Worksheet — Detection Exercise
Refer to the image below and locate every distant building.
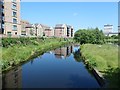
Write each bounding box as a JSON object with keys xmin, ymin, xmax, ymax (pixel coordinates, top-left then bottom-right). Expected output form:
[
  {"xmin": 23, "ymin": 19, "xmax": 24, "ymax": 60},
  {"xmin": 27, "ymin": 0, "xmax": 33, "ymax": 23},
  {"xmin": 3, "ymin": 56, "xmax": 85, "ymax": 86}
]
[
  {"xmin": 0, "ymin": 0, "xmax": 2, "ymax": 34},
  {"xmin": 54, "ymin": 24, "xmax": 74, "ymax": 38},
  {"xmin": 67, "ymin": 25, "xmax": 74, "ymax": 38},
  {"xmin": 118, "ymin": 26, "xmax": 120, "ymax": 33},
  {"xmin": 108, "ymin": 32, "xmax": 118, "ymax": 37},
  {"xmin": 21, "ymin": 23, "xmax": 51, "ymax": 37},
  {"xmin": 32, "ymin": 24, "xmax": 44, "ymax": 37},
  {"xmin": 104, "ymin": 24, "xmax": 113, "ymax": 36},
  {"xmin": 0, "ymin": 0, "xmax": 21, "ymax": 37},
  {"xmin": 21, "ymin": 20, "xmax": 30, "ymax": 36},
  {"xmin": 54, "ymin": 24, "xmax": 67, "ymax": 38},
  {"xmin": 24, "ymin": 24, "xmax": 34, "ymax": 36},
  {"xmin": 44, "ymin": 27, "xmax": 54, "ymax": 37}
]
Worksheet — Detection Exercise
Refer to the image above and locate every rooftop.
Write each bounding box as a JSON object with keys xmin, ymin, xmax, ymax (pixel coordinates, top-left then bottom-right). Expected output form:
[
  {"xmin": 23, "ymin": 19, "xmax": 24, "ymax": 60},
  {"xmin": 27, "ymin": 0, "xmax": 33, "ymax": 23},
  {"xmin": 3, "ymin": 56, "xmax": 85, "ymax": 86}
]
[
  {"xmin": 55, "ymin": 24, "xmax": 64, "ymax": 27},
  {"xmin": 104, "ymin": 24, "xmax": 113, "ymax": 27},
  {"xmin": 25, "ymin": 24, "xmax": 34, "ymax": 28}
]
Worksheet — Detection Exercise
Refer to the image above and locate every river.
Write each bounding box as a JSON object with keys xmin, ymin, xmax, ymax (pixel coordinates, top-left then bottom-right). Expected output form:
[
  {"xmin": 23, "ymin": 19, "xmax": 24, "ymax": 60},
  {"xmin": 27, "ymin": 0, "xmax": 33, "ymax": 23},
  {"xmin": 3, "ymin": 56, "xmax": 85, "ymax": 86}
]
[{"xmin": 2, "ymin": 44, "xmax": 101, "ymax": 88}]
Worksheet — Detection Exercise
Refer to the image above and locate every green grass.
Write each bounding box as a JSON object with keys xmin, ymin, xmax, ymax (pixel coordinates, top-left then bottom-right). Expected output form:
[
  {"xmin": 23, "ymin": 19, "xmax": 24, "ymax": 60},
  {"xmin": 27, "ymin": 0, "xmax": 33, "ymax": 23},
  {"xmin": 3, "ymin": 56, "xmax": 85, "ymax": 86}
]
[
  {"xmin": 1, "ymin": 38, "xmax": 73, "ymax": 71},
  {"xmin": 81, "ymin": 44, "xmax": 118, "ymax": 71},
  {"xmin": 80, "ymin": 44, "xmax": 119, "ymax": 87},
  {"xmin": 81, "ymin": 44, "xmax": 118, "ymax": 72}
]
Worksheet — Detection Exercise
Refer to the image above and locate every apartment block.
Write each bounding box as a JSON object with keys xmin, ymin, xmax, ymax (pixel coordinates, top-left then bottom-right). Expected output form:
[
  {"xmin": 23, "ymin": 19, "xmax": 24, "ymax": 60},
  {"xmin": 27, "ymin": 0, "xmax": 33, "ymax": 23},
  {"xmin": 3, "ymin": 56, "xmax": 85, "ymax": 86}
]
[
  {"xmin": 32, "ymin": 24, "xmax": 44, "ymax": 37},
  {"xmin": 25, "ymin": 24, "xmax": 35, "ymax": 36},
  {"xmin": 21, "ymin": 20, "xmax": 30, "ymax": 36},
  {"xmin": 118, "ymin": 26, "xmax": 120, "ymax": 33},
  {"xmin": 44, "ymin": 27, "xmax": 54, "ymax": 37},
  {"xmin": 0, "ymin": 0, "xmax": 2, "ymax": 33},
  {"xmin": 54, "ymin": 24, "xmax": 74, "ymax": 38},
  {"xmin": 0, "ymin": 0, "xmax": 3, "ymax": 34},
  {"xmin": 104, "ymin": 24, "xmax": 113, "ymax": 36},
  {"xmin": 0, "ymin": 0, "xmax": 21, "ymax": 37},
  {"xmin": 54, "ymin": 24, "xmax": 67, "ymax": 38},
  {"xmin": 21, "ymin": 23, "xmax": 54, "ymax": 37},
  {"xmin": 32, "ymin": 24, "xmax": 55, "ymax": 37},
  {"xmin": 67, "ymin": 25, "xmax": 74, "ymax": 38}
]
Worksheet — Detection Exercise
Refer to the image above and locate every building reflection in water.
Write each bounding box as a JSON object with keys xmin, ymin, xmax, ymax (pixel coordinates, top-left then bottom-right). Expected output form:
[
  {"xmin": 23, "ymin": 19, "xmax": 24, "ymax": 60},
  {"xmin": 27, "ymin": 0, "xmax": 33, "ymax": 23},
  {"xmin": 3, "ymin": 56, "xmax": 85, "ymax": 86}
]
[
  {"xmin": 2, "ymin": 45, "xmax": 80, "ymax": 88},
  {"xmin": 2, "ymin": 66, "xmax": 22, "ymax": 88},
  {"xmin": 53, "ymin": 45, "xmax": 73, "ymax": 59}
]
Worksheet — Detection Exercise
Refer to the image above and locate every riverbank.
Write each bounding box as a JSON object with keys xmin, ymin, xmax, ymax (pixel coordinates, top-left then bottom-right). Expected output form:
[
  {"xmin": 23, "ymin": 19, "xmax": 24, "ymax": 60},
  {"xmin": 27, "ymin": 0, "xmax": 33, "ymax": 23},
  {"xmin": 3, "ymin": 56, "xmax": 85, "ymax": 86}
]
[
  {"xmin": 1, "ymin": 37, "xmax": 73, "ymax": 72},
  {"xmin": 80, "ymin": 44, "xmax": 119, "ymax": 88}
]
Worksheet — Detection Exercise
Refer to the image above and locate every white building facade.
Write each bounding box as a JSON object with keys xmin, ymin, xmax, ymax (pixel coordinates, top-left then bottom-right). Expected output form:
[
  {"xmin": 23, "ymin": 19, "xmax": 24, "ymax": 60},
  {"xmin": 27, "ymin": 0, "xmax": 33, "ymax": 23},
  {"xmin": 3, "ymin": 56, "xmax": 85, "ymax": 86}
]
[{"xmin": 104, "ymin": 24, "xmax": 113, "ymax": 36}]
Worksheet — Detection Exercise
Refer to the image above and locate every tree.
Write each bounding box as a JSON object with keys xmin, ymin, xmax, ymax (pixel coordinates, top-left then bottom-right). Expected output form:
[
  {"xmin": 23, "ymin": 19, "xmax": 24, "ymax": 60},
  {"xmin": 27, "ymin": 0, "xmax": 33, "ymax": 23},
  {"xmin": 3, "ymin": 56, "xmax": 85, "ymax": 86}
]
[{"xmin": 74, "ymin": 28, "xmax": 105, "ymax": 44}]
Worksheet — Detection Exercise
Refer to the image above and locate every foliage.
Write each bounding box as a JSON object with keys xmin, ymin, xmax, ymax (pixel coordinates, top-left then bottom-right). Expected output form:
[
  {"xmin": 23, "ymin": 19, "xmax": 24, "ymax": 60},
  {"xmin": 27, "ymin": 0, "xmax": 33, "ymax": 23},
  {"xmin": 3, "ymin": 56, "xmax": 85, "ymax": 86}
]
[
  {"xmin": 2, "ymin": 37, "xmax": 62, "ymax": 48},
  {"xmin": 1, "ymin": 37, "xmax": 72, "ymax": 71},
  {"xmin": 80, "ymin": 44, "xmax": 119, "ymax": 87},
  {"xmin": 80, "ymin": 44, "xmax": 118, "ymax": 71},
  {"xmin": 110, "ymin": 35, "xmax": 118, "ymax": 39},
  {"xmin": 74, "ymin": 28, "xmax": 105, "ymax": 44},
  {"xmin": 104, "ymin": 67, "xmax": 120, "ymax": 88}
]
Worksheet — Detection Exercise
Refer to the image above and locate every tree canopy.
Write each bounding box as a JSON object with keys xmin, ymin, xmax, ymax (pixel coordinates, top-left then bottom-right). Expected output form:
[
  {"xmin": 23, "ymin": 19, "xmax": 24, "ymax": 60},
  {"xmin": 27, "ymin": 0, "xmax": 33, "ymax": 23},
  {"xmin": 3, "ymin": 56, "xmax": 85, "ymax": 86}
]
[{"xmin": 74, "ymin": 28, "xmax": 105, "ymax": 44}]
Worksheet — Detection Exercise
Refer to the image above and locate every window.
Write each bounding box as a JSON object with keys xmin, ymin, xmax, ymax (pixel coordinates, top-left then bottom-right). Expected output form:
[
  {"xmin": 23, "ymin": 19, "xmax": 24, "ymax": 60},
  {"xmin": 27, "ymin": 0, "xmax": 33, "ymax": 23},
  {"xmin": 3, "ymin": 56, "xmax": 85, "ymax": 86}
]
[
  {"xmin": 13, "ymin": 11, "xmax": 17, "ymax": 17},
  {"xmin": 13, "ymin": 25, "xmax": 17, "ymax": 31},
  {"xmin": 2, "ymin": 24, "xmax": 4, "ymax": 29},
  {"xmin": 7, "ymin": 32, "xmax": 12, "ymax": 36},
  {"xmin": 13, "ymin": 18, "xmax": 17, "ymax": 24},
  {"xmin": 12, "ymin": 4, "xmax": 17, "ymax": 10}
]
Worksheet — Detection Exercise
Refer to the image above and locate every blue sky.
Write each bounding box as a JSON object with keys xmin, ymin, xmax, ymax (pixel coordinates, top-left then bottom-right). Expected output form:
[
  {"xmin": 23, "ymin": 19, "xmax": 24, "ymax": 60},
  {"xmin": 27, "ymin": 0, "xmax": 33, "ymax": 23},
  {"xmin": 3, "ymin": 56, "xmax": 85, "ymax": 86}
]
[{"xmin": 21, "ymin": 2, "xmax": 118, "ymax": 32}]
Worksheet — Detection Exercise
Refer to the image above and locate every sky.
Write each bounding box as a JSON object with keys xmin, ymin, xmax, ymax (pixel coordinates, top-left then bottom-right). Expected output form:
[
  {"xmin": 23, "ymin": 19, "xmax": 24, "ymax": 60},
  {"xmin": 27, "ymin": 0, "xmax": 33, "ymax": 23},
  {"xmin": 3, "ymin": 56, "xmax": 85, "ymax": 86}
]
[{"xmin": 21, "ymin": 2, "xmax": 118, "ymax": 32}]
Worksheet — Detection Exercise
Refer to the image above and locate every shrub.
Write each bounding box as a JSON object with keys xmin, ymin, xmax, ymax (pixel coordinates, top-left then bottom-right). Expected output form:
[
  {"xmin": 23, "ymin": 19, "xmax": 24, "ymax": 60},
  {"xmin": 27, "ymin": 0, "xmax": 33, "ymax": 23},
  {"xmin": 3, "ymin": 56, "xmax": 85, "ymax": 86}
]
[{"xmin": 2, "ymin": 37, "xmax": 44, "ymax": 48}]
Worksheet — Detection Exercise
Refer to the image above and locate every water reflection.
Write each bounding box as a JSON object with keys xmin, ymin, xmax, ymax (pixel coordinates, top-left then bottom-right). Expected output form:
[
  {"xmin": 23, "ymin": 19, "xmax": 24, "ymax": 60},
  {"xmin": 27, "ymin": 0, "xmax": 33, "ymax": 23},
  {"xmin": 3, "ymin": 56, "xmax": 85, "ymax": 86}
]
[
  {"xmin": 2, "ymin": 66, "xmax": 22, "ymax": 88},
  {"xmin": 2, "ymin": 44, "xmax": 101, "ymax": 88},
  {"xmin": 53, "ymin": 45, "xmax": 73, "ymax": 59},
  {"xmin": 73, "ymin": 49, "xmax": 82, "ymax": 62}
]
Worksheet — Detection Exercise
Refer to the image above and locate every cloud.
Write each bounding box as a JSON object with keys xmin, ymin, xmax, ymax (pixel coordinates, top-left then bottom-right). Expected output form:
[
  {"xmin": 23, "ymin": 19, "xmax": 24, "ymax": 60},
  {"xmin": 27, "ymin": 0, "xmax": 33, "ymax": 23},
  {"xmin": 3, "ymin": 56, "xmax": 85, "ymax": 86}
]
[{"xmin": 73, "ymin": 13, "xmax": 78, "ymax": 16}]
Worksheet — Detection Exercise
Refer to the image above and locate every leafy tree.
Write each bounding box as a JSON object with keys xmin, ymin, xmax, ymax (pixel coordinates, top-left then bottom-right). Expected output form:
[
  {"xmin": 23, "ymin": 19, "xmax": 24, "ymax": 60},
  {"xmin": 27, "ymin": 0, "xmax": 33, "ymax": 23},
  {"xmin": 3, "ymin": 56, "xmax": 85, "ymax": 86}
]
[{"xmin": 74, "ymin": 28, "xmax": 105, "ymax": 44}]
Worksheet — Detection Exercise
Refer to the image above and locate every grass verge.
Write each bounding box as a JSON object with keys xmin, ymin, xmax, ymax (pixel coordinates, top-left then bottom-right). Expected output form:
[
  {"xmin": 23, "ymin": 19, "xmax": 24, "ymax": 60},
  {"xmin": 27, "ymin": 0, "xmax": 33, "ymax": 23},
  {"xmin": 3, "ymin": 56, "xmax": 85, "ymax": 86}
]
[
  {"xmin": 80, "ymin": 44, "xmax": 119, "ymax": 88},
  {"xmin": 1, "ymin": 38, "xmax": 73, "ymax": 72}
]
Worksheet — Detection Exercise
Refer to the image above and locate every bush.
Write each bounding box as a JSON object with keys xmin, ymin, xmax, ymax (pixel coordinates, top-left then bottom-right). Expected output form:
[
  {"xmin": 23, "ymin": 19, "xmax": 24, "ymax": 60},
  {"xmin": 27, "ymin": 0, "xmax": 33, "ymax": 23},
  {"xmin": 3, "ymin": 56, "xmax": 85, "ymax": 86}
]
[{"xmin": 2, "ymin": 37, "xmax": 43, "ymax": 48}]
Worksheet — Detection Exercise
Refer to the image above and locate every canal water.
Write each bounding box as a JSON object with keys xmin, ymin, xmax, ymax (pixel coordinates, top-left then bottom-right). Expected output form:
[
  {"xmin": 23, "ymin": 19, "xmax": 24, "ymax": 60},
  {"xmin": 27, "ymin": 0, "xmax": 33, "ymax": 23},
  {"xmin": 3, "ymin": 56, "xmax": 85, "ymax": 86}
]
[{"xmin": 2, "ymin": 45, "xmax": 101, "ymax": 88}]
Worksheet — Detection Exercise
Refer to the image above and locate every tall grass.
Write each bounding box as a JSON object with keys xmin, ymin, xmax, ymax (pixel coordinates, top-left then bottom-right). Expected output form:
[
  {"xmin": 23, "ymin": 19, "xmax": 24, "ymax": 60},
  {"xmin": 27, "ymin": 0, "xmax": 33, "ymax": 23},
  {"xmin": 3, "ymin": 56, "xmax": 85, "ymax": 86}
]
[
  {"xmin": 81, "ymin": 44, "xmax": 118, "ymax": 72},
  {"xmin": 1, "ymin": 38, "xmax": 72, "ymax": 71},
  {"xmin": 80, "ymin": 44, "xmax": 119, "ymax": 87}
]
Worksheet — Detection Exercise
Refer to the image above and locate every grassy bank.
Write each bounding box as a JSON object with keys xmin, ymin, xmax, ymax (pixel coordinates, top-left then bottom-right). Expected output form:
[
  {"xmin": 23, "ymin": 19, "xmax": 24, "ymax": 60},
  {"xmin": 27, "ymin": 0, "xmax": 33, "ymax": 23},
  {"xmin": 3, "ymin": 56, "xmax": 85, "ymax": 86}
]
[
  {"xmin": 80, "ymin": 44, "xmax": 119, "ymax": 87},
  {"xmin": 1, "ymin": 37, "xmax": 73, "ymax": 72}
]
